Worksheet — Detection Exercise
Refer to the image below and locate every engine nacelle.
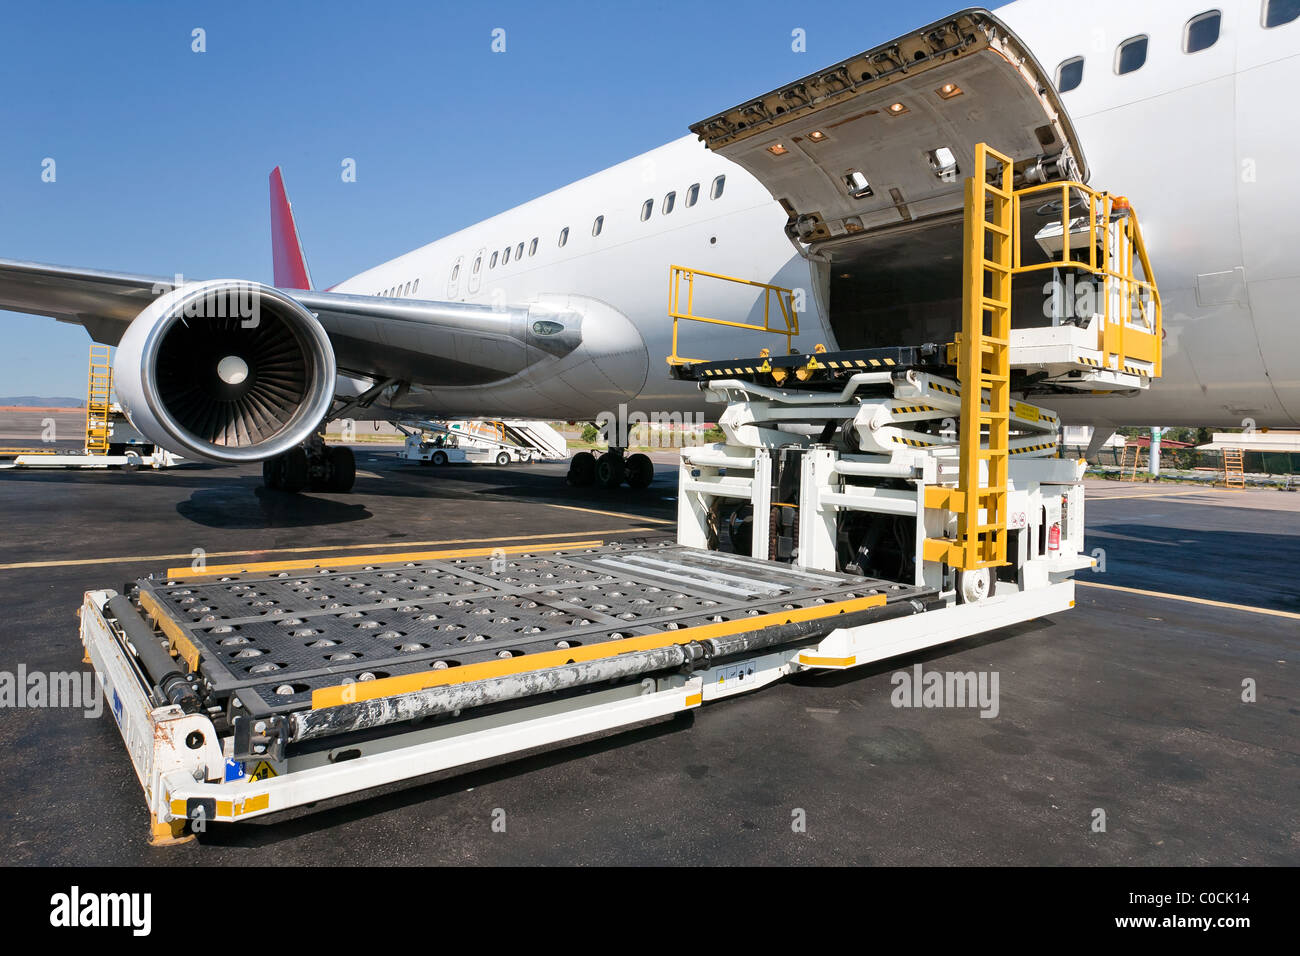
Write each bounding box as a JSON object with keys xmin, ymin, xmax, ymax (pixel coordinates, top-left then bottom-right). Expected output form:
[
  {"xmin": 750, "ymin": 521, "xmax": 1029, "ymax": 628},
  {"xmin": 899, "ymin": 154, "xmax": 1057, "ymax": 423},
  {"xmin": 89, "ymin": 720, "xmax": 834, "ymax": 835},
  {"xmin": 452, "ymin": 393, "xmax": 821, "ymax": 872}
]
[{"xmin": 114, "ymin": 280, "xmax": 336, "ymax": 463}]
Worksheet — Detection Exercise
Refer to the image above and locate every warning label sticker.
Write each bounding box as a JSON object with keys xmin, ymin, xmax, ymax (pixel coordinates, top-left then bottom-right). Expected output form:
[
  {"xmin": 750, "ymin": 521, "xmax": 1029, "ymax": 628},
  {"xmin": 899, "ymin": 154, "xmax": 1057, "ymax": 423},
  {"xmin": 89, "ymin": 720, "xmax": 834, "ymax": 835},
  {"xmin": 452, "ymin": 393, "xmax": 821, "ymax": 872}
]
[{"xmin": 249, "ymin": 761, "xmax": 278, "ymax": 781}]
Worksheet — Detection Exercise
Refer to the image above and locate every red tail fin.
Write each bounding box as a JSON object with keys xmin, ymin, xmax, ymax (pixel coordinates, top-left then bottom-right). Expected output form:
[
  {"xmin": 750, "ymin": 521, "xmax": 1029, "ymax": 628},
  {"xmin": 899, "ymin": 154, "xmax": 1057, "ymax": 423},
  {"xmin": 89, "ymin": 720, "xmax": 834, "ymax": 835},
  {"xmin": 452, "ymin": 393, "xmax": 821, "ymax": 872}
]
[{"xmin": 269, "ymin": 166, "xmax": 313, "ymax": 290}]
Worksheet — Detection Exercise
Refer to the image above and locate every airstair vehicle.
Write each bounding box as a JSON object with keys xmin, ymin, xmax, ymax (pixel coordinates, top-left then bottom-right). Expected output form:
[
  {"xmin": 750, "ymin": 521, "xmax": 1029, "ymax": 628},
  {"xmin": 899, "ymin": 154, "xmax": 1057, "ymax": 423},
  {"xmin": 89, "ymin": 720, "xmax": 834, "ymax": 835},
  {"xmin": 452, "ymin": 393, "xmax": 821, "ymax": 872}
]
[{"xmin": 397, "ymin": 419, "xmax": 569, "ymax": 467}]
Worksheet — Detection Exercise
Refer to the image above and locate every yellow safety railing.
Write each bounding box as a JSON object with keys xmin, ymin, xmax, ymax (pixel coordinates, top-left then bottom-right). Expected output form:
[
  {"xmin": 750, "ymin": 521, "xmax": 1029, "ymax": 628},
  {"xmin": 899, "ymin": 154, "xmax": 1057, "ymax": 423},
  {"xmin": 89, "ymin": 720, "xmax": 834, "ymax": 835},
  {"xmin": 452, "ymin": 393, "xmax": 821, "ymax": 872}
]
[
  {"xmin": 667, "ymin": 265, "xmax": 798, "ymax": 365},
  {"xmin": 1011, "ymin": 181, "xmax": 1162, "ymax": 377}
]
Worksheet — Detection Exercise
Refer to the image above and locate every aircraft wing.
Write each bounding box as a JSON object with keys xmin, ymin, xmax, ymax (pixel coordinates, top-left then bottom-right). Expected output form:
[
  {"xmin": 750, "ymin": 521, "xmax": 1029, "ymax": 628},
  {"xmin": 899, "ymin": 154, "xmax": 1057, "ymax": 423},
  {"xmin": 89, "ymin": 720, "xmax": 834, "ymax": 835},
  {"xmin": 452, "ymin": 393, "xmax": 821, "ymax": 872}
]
[{"xmin": 0, "ymin": 256, "xmax": 583, "ymax": 387}]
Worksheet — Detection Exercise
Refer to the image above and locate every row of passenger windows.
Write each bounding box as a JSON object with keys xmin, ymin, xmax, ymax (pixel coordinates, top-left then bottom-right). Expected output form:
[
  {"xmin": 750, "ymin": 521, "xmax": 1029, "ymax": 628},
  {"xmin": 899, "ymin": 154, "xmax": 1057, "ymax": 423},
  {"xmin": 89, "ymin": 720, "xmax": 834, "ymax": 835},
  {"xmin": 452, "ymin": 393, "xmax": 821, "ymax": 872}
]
[
  {"xmin": 639, "ymin": 175, "xmax": 726, "ymax": 221},
  {"xmin": 459, "ymin": 174, "xmax": 727, "ymax": 280},
  {"xmin": 1056, "ymin": 1, "xmax": 1299, "ymax": 92},
  {"xmin": 383, "ymin": 172, "xmax": 730, "ymax": 294},
  {"xmin": 379, "ymin": 278, "xmax": 418, "ymax": 297}
]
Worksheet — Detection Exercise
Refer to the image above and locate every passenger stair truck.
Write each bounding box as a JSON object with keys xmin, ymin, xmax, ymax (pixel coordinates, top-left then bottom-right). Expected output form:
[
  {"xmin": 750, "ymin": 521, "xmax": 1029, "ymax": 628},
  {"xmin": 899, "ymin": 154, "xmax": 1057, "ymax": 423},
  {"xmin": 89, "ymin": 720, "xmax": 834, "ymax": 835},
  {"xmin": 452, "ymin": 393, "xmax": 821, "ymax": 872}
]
[
  {"xmin": 74, "ymin": 11, "xmax": 1165, "ymax": 843},
  {"xmin": 398, "ymin": 419, "xmax": 568, "ymax": 466}
]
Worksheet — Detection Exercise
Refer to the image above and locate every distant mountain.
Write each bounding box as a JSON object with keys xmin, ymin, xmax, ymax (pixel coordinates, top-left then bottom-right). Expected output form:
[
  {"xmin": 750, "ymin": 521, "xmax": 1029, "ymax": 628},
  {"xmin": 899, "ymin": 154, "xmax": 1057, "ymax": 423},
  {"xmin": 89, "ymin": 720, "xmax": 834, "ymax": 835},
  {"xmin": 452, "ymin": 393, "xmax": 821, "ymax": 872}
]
[{"xmin": 0, "ymin": 396, "xmax": 85, "ymax": 408}]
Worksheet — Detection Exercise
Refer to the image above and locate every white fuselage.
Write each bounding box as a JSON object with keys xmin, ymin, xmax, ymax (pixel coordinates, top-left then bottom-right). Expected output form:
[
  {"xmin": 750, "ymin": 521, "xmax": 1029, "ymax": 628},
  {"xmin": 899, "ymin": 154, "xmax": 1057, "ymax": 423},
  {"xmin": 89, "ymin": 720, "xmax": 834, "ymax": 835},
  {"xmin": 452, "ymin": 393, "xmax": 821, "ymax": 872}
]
[{"xmin": 333, "ymin": 0, "xmax": 1299, "ymax": 428}]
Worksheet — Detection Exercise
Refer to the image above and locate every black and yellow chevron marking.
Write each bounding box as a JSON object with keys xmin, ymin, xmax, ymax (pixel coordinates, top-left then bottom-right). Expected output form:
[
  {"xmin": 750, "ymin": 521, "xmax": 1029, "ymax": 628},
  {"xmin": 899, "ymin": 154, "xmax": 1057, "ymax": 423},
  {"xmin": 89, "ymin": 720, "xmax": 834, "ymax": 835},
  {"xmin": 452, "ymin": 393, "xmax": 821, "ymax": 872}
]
[
  {"xmin": 892, "ymin": 436, "xmax": 938, "ymax": 448},
  {"xmin": 1011, "ymin": 442, "xmax": 1059, "ymax": 454},
  {"xmin": 891, "ymin": 405, "xmax": 938, "ymax": 415}
]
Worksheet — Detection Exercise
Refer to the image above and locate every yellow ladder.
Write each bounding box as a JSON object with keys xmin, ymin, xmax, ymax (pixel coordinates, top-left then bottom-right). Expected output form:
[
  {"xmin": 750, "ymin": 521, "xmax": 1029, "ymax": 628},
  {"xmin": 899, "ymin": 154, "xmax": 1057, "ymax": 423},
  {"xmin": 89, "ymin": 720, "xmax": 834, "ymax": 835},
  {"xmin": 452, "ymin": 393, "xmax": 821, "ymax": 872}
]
[
  {"xmin": 923, "ymin": 143, "xmax": 1013, "ymax": 570},
  {"xmin": 84, "ymin": 345, "xmax": 113, "ymax": 455},
  {"xmin": 1118, "ymin": 442, "xmax": 1146, "ymax": 481},
  {"xmin": 1223, "ymin": 448, "xmax": 1245, "ymax": 489}
]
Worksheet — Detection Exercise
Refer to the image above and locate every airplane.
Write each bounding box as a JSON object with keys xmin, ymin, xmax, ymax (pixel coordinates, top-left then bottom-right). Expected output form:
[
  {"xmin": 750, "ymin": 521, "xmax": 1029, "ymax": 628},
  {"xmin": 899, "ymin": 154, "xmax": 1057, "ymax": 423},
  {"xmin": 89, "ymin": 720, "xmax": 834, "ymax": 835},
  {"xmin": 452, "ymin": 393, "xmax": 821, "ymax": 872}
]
[{"xmin": 0, "ymin": 1, "xmax": 1295, "ymax": 495}]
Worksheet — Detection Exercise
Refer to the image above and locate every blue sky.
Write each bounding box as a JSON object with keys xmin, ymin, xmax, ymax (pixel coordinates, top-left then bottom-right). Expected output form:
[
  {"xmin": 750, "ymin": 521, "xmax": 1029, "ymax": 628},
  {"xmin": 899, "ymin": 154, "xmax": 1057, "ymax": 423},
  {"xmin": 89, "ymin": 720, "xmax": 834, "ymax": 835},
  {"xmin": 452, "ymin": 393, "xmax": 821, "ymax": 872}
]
[{"xmin": 0, "ymin": 0, "xmax": 960, "ymax": 396}]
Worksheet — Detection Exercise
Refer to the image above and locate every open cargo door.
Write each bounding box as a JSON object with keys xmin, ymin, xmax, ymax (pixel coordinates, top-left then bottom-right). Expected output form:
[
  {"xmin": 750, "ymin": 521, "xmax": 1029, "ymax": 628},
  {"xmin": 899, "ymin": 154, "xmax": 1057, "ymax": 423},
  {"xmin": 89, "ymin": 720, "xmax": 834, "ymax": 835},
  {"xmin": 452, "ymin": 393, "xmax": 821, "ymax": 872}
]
[{"xmin": 690, "ymin": 8, "xmax": 1088, "ymax": 249}]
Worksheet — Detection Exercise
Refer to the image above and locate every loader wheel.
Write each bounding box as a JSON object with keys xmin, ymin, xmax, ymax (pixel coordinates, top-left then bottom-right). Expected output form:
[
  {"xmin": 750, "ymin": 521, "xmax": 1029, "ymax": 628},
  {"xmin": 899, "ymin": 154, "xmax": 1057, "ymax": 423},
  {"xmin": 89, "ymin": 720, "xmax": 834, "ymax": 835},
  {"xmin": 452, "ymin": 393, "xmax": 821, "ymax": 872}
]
[
  {"xmin": 496, "ymin": 452, "xmax": 511, "ymax": 466},
  {"xmin": 431, "ymin": 451, "xmax": 448, "ymax": 466},
  {"xmin": 956, "ymin": 568, "xmax": 995, "ymax": 605}
]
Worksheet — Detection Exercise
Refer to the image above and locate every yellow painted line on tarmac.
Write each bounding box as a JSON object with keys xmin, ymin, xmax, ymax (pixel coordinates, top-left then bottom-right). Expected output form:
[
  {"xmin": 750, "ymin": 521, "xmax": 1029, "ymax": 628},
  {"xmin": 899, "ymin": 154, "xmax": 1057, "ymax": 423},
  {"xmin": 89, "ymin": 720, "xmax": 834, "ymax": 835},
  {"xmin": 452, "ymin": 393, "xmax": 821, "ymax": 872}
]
[
  {"xmin": 1086, "ymin": 490, "xmax": 1211, "ymax": 502},
  {"xmin": 1076, "ymin": 580, "xmax": 1300, "ymax": 620},
  {"xmin": 543, "ymin": 502, "xmax": 675, "ymax": 525},
  {"xmin": 0, "ymin": 527, "xmax": 661, "ymax": 573}
]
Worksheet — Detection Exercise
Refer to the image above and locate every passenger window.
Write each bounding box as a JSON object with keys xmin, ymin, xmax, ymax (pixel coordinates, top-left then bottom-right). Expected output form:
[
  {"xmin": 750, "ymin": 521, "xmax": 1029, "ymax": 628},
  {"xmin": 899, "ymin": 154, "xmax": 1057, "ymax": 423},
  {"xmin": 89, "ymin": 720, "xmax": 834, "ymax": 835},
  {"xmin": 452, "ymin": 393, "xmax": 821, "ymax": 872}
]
[
  {"xmin": 640, "ymin": 199, "xmax": 653, "ymax": 221},
  {"xmin": 1056, "ymin": 57, "xmax": 1084, "ymax": 92},
  {"xmin": 503, "ymin": 246, "xmax": 511, "ymax": 265},
  {"xmin": 558, "ymin": 226, "xmax": 569, "ymax": 247},
  {"xmin": 592, "ymin": 215, "xmax": 604, "ymax": 236},
  {"xmin": 515, "ymin": 241, "xmax": 524, "ymax": 259},
  {"xmin": 450, "ymin": 266, "xmax": 458, "ymax": 282},
  {"xmin": 1264, "ymin": 0, "xmax": 1300, "ymax": 26},
  {"xmin": 490, "ymin": 251, "xmax": 498, "ymax": 268},
  {"xmin": 1185, "ymin": 11, "xmax": 1221, "ymax": 51},
  {"xmin": 473, "ymin": 255, "xmax": 482, "ymax": 274},
  {"xmin": 413, "ymin": 279, "xmax": 419, "ymax": 294},
  {"xmin": 1116, "ymin": 36, "xmax": 1148, "ymax": 75},
  {"xmin": 710, "ymin": 175, "xmax": 726, "ymax": 200},
  {"xmin": 529, "ymin": 237, "xmax": 538, "ymax": 256},
  {"xmin": 686, "ymin": 183, "xmax": 700, "ymax": 207},
  {"xmin": 663, "ymin": 191, "xmax": 676, "ymax": 215}
]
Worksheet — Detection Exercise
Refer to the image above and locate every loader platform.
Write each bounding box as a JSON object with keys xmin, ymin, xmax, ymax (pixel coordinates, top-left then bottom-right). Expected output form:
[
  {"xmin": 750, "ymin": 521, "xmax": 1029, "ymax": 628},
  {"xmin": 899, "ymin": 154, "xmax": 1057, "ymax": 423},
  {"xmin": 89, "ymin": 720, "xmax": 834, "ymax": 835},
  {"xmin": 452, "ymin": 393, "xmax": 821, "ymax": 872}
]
[{"xmin": 136, "ymin": 542, "xmax": 933, "ymax": 721}]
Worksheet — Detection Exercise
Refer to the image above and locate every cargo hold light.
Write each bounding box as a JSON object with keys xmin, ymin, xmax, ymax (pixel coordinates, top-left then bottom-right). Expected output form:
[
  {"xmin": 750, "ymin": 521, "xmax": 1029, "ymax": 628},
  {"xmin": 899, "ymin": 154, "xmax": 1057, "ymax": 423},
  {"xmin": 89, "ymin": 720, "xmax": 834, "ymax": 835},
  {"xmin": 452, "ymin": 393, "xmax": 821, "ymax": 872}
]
[
  {"xmin": 808, "ymin": 130, "xmax": 827, "ymax": 142},
  {"xmin": 767, "ymin": 143, "xmax": 788, "ymax": 155},
  {"xmin": 887, "ymin": 102, "xmax": 908, "ymax": 115},
  {"xmin": 936, "ymin": 83, "xmax": 963, "ymax": 99}
]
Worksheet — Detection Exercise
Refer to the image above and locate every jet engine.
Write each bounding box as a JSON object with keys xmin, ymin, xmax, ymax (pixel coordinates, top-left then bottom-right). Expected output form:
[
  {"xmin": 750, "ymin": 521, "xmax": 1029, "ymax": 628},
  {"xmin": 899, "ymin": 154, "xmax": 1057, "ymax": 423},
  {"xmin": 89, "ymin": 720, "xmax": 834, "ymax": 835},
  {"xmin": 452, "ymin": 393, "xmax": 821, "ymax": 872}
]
[{"xmin": 113, "ymin": 280, "xmax": 336, "ymax": 463}]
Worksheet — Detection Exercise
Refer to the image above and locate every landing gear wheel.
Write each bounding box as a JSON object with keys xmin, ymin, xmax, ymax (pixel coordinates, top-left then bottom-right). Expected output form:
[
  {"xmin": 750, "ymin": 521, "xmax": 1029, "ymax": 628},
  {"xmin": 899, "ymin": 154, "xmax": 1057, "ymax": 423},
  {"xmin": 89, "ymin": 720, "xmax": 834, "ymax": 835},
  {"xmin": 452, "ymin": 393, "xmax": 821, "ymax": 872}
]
[
  {"xmin": 625, "ymin": 452, "xmax": 654, "ymax": 490},
  {"xmin": 281, "ymin": 446, "xmax": 309, "ymax": 493},
  {"xmin": 567, "ymin": 451, "xmax": 596, "ymax": 486},
  {"xmin": 326, "ymin": 446, "xmax": 356, "ymax": 492},
  {"xmin": 595, "ymin": 451, "xmax": 625, "ymax": 489},
  {"xmin": 431, "ymin": 450, "xmax": 448, "ymax": 466},
  {"xmin": 496, "ymin": 451, "xmax": 511, "ymax": 466},
  {"xmin": 956, "ymin": 568, "xmax": 995, "ymax": 605},
  {"xmin": 262, "ymin": 457, "xmax": 283, "ymax": 490}
]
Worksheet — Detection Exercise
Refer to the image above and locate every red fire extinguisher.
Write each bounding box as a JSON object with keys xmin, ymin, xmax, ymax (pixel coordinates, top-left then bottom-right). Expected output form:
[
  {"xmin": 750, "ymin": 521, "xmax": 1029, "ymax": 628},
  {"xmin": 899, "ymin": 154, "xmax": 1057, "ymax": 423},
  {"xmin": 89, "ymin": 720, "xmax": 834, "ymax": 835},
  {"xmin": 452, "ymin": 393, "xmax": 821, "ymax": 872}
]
[{"xmin": 1048, "ymin": 522, "xmax": 1061, "ymax": 552}]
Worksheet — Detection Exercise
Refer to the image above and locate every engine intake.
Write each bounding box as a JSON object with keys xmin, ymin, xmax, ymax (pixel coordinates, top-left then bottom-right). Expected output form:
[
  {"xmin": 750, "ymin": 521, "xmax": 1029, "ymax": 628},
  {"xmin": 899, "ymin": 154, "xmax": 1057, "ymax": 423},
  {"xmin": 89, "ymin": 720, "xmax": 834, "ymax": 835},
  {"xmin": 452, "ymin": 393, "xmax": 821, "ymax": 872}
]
[{"xmin": 114, "ymin": 280, "xmax": 337, "ymax": 463}]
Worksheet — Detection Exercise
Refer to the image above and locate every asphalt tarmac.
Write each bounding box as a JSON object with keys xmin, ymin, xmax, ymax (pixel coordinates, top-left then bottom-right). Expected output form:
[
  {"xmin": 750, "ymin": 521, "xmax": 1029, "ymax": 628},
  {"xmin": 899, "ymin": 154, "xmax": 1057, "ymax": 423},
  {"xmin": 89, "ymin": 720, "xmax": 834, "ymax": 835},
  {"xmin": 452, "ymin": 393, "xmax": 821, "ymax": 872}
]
[{"xmin": 0, "ymin": 440, "xmax": 1295, "ymax": 865}]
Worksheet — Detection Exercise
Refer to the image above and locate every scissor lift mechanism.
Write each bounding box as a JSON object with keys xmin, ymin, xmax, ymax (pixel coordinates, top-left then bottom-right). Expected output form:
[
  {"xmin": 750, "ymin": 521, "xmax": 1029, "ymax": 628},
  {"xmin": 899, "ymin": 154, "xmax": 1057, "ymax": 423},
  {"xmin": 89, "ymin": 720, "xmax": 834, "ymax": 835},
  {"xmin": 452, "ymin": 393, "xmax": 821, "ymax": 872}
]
[{"xmin": 79, "ymin": 145, "xmax": 1163, "ymax": 842}]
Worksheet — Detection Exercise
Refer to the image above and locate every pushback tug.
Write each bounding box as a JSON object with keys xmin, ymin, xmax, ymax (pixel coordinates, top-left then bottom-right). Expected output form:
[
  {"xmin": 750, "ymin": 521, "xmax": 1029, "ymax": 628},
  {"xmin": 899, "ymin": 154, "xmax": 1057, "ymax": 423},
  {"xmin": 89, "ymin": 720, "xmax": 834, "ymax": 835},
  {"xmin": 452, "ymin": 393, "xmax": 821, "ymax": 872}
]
[{"xmin": 78, "ymin": 141, "xmax": 1161, "ymax": 843}]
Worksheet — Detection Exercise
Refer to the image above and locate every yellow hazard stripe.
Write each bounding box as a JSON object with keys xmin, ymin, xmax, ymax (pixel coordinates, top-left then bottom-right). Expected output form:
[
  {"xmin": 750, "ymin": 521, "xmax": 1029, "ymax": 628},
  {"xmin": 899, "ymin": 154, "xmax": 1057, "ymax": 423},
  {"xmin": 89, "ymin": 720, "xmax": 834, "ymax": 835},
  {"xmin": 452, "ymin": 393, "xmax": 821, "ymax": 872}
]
[
  {"xmin": 310, "ymin": 594, "xmax": 887, "ymax": 709},
  {"xmin": 170, "ymin": 793, "xmax": 270, "ymax": 820}
]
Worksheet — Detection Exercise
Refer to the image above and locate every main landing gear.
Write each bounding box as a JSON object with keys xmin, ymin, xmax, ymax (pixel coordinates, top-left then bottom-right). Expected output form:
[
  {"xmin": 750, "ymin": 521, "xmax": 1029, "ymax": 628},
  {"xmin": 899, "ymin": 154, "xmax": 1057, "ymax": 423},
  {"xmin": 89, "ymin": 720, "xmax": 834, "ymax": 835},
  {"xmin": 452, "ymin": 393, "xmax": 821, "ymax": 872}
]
[
  {"xmin": 567, "ymin": 448, "xmax": 654, "ymax": 490},
  {"xmin": 262, "ymin": 435, "xmax": 356, "ymax": 493}
]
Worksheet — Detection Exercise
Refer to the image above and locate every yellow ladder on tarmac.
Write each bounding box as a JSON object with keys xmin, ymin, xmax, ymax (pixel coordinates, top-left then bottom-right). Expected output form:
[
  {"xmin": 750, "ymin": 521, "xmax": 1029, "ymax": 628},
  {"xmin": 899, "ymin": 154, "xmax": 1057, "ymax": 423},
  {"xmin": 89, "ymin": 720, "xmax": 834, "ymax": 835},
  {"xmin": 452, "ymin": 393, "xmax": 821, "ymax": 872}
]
[
  {"xmin": 85, "ymin": 345, "xmax": 112, "ymax": 455},
  {"xmin": 924, "ymin": 142, "xmax": 1012, "ymax": 570},
  {"xmin": 1118, "ymin": 442, "xmax": 1146, "ymax": 481},
  {"xmin": 1223, "ymin": 448, "xmax": 1245, "ymax": 489}
]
